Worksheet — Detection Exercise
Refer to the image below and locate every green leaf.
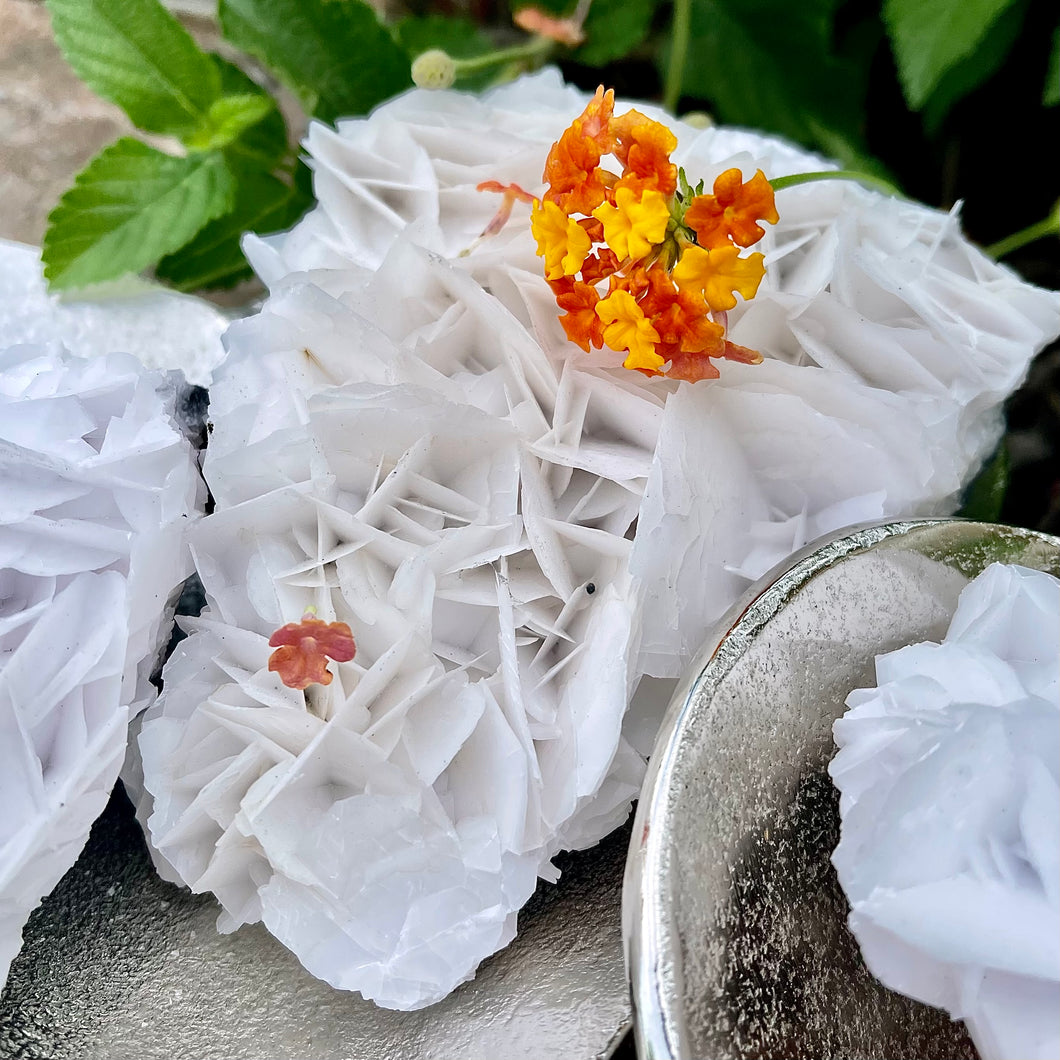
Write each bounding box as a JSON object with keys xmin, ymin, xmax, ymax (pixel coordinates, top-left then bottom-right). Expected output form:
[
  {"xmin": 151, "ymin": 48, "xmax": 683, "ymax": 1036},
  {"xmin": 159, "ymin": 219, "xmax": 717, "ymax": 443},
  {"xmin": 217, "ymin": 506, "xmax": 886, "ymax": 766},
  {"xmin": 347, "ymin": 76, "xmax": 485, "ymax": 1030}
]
[
  {"xmin": 393, "ymin": 14, "xmax": 492, "ymax": 59},
  {"xmin": 957, "ymin": 443, "xmax": 1009, "ymax": 521},
  {"xmin": 219, "ymin": 0, "xmax": 413, "ymax": 123},
  {"xmin": 184, "ymin": 93, "xmax": 275, "ymax": 152},
  {"xmin": 156, "ymin": 170, "xmax": 310, "ymax": 290},
  {"xmin": 45, "ymin": 0, "xmax": 221, "ymax": 134},
  {"xmin": 211, "ymin": 55, "xmax": 290, "ymax": 169},
  {"xmin": 393, "ymin": 14, "xmax": 494, "ymax": 90},
  {"xmin": 43, "ymin": 138, "xmax": 236, "ymax": 290},
  {"xmin": 675, "ymin": 0, "xmax": 869, "ymax": 156},
  {"xmin": 919, "ymin": 0, "xmax": 1026, "ymax": 132},
  {"xmin": 883, "ymin": 0, "xmax": 1020, "ymax": 110},
  {"xmin": 575, "ymin": 0, "xmax": 658, "ymax": 66},
  {"xmin": 1045, "ymin": 25, "xmax": 1060, "ymax": 106}
]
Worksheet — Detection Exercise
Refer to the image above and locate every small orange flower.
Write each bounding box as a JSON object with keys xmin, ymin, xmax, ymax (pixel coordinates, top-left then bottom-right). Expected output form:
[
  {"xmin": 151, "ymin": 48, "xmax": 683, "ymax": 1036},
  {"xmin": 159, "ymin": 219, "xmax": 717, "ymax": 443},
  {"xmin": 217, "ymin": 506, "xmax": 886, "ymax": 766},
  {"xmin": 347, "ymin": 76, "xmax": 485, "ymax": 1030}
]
[
  {"xmin": 592, "ymin": 186, "xmax": 670, "ymax": 262},
  {"xmin": 268, "ymin": 612, "xmax": 356, "ymax": 690},
  {"xmin": 595, "ymin": 289, "xmax": 664, "ymax": 371},
  {"xmin": 552, "ymin": 277, "xmax": 606, "ymax": 351},
  {"xmin": 532, "ymin": 199, "xmax": 592, "ymax": 279},
  {"xmin": 684, "ymin": 169, "xmax": 779, "ymax": 249},
  {"xmin": 543, "ymin": 87, "xmax": 615, "ymax": 215},
  {"xmin": 671, "ymin": 244, "xmax": 766, "ymax": 312},
  {"xmin": 610, "ymin": 111, "xmax": 678, "ymax": 197}
]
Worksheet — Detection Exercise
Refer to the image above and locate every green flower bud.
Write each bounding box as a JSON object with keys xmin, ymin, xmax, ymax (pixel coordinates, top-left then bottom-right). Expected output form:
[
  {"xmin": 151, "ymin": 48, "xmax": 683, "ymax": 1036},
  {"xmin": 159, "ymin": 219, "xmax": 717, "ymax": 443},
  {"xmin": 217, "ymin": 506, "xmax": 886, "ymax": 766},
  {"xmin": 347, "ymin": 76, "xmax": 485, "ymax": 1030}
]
[{"xmin": 411, "ymin": 50, "xmax": 457, "ymax": 91}]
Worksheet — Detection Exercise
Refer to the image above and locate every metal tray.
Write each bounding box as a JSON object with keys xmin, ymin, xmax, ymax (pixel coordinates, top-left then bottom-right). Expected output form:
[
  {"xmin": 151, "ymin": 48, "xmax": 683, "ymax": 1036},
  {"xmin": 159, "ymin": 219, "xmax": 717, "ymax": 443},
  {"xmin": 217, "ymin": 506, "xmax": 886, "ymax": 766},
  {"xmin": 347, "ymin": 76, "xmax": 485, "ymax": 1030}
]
[
  {"xmin": 0, "ymin": 790, "xmax": 631, "ymax": 1060},
  {"xmin": 624, "ymin": 519, "xmax": 1060, "ymax": 1060}
]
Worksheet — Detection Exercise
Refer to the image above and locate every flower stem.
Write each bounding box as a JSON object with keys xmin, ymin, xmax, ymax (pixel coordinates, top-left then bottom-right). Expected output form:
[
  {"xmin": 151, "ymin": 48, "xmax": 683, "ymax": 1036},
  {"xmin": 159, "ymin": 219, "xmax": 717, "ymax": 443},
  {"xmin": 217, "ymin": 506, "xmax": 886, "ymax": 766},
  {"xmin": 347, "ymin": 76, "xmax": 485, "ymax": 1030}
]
[
  {"xmin": 769, "ymin": 170, "xmax": 902, "ymax": 198},
  {"xmin": 664, "ymin": 0, "xmax": 692, "ymax": 115},
  {"xmin": 453, "ymin": 36, "xmax": 553, "ymax": 77},
  {"xmin": 985, "ymin": 201, "xmax": 1060, "ymax": 259}
]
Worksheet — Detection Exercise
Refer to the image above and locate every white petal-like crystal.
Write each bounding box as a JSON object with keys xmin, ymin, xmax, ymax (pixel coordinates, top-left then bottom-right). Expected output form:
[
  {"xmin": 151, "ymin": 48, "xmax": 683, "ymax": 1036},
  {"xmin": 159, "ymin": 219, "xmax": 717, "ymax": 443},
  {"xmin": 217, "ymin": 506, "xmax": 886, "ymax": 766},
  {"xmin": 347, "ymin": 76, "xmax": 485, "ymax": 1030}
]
[
  {"xmin": 0, "ymin": 239, "xmax": 228, "ymax": 385},
  {"xmin": 831, "ymin": 563, "xmax": 1060, "ymax": 1060},
  {"xmin": 0, "ymin": 243, "xmax": 207, "ymax": 987},
  {"xmin": 137, "ymin": 73, "xmax": 1060, "ymax": 1008}
]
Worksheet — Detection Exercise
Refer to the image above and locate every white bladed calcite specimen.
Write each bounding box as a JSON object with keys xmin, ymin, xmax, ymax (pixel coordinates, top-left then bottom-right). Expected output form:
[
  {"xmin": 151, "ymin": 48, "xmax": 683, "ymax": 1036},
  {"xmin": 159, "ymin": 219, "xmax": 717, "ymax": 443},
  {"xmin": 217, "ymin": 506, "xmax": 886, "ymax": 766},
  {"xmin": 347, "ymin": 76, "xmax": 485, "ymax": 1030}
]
[
  {"xmin": 832, "ymin": 563, "xmax": 1060, "ymax": 1060},
  {"xmin": 0, "ymin": 241, "xmax": 211, "ymax": 987}
]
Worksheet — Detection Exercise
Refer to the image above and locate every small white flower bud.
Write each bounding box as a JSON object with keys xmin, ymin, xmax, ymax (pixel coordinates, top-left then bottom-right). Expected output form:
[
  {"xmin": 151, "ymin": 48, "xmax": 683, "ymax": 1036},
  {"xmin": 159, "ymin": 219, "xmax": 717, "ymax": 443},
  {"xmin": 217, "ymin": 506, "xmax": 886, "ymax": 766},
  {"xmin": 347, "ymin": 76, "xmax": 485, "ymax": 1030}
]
[{"xmin": 411, "ymin": 50, "xmax": 457, "ymax": 91}]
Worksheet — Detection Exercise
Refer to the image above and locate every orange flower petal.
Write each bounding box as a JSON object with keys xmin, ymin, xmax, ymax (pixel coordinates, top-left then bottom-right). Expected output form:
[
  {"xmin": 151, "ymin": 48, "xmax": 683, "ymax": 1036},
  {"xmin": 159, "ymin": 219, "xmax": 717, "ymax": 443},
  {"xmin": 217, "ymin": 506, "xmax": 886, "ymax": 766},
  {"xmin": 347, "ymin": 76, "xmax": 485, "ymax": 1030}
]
[
  {"xmin": 671, "ymin": 244, "xmax": 766, "ymax": 312},
  {"xmin": 611, "ymin": 110, "xmax": 678, "ymax": 197},
  {"xmin": 268, "ymin": 614, "xmax": 356, "ymax": 690},
  {"xmin": 595, "ymin": 289, "xmax": 664, "ymax": 370},
  {"xmin": 552, "ymin": 278, "xmax": 606, "ymax": 351},
  {"xmin": 662, "ymin": 349, "xmax": 723, "ymax": 382},
  {"xmin": 684, "ymin": 168, "xmax": 779, "ymax": 249},
  {"xmin": 542, "ymin": 86, "xmax": 616, "ymax": 216}
]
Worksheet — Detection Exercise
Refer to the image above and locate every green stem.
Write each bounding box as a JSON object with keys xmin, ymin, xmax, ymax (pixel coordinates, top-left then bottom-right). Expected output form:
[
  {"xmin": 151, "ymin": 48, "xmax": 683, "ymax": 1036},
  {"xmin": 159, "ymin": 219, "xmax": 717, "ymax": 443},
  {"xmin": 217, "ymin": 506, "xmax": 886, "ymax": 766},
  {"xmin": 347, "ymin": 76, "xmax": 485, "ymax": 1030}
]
[
  {"xmin": 664, "ymin": 0, "xmax": 692, "ymax": 114},
  {"xmin": 769, "ymin": 169, "xmax": 902, "ymax": 198},
  {"xmin": 985, "ymin": 201, "xmax": 1060, "ymax": 259},
  {"xmin": 453, "ymin": 36, "xmax": 553, "ymax": 76}
]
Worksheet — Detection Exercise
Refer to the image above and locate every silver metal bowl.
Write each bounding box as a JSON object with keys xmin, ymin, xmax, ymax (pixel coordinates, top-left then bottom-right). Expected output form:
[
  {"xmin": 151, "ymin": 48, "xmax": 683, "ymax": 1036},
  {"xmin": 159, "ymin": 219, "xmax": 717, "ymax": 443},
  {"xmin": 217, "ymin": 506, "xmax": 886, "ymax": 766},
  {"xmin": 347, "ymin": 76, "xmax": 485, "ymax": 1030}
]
[{"xmin": 624, "ymin": 519, "xmax": 1060, "ymax": 1060}]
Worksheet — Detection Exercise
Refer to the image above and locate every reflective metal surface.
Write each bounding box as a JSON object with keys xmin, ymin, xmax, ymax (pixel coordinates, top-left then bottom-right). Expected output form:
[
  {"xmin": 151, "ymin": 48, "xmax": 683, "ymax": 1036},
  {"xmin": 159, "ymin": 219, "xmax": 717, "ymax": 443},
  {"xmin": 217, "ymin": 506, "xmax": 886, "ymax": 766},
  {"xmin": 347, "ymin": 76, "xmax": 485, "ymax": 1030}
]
[
  {"xmin": 0, "ymin": 788, "xmax": 631, "ymax": 1059},
  {"xmin": 625, "ymin": 520, "xmax": 1060, "ymax": 1060}
]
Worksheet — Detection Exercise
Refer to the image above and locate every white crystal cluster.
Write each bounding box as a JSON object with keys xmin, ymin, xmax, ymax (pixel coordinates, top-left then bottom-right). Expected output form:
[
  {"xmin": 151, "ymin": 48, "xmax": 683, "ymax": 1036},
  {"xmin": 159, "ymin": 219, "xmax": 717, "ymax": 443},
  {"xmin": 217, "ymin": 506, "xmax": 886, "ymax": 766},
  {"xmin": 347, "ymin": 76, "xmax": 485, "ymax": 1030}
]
[
  {"xmin": 831, "ymin": 563, "xmax": 1060, "ymax": 1060},
  {"xmin": 134, "ymin": 72, "xmax": 1060, "ymax": 1009},
  {"xmin": 0, "ymin": 241, "xmax": 208, "ymax": 987}
]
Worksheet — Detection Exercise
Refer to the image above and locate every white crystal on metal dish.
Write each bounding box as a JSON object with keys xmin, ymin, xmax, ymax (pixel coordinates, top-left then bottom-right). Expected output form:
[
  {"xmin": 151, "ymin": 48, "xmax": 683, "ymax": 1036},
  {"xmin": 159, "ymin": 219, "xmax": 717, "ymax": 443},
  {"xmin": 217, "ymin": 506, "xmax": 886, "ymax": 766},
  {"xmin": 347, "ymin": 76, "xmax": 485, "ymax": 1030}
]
[
  {"xmin": 135, "ymin": 73, "xmax": 1060, "ymax": 1009},
  {"xmin": 0, "ymin": 247, "xmax": 207, "ymax": 988},
  {"xmin": 831, "ymin": 563, "xmax": 1060, "ymax": 1060}
]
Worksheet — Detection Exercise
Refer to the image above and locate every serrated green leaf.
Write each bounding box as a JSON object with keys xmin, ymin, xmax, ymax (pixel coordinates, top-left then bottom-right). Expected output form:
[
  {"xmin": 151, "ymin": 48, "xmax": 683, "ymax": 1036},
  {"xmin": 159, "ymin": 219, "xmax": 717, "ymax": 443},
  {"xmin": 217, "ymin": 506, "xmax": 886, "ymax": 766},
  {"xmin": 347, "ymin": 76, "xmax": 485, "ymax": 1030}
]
[
  {"xmin": 184, "ymin": 93, "xmax": 275, "ymax": 152},
  {"xmin": 219, "ymin": 0, "xmax": 412, "ymax": 123},
  {"xmin": 45, "ymin": 0, "xmax": 221, "ymax": 134},
  {"xmin": 575, "ymin": 0, "xmax": 658, "ymax": 67},
  {"xmin": 1045, "ymin": 25, "xmax": 1060, "ymax": 106},
  {"xmin": 43, "ymin": 138, "xmax": 235, "ymax": 290},
  {"xmin": 211, "ymin": 55, "xmax": 290, "ymax": 169},
  {"xmin": 883, "ymin": 0, "xmax": 1020, "ymax": 110},
  {"xmin": 156, "ymin": 170, "xmax": 310, "ymax": 290},
  {"xmin": 674, "ymin": 0, "xmax": 869, "ymax": 156},
  {"xmin": 957, "ymin": 443, "xmax": 1009, "ymax": 521}
]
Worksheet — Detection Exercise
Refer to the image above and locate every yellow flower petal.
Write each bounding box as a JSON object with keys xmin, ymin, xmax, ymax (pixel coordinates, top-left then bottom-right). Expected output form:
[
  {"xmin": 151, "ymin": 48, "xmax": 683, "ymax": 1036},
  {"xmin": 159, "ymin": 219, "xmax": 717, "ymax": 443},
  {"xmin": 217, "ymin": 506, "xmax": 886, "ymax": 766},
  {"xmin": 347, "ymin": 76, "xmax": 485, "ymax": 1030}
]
[
  {"xmin": 595, "ymin": 289, "xmax": 664, "ymax": 369},
  {"xmin": 531, "ymin": 199, "xmax": 592, "ymax": 280},
  {"xmin": 671, "ymin": 244, "xmax": 765, "ymax": 312},
  {"xmin": 592, "ymin": 187, "xmax": 670, "ymax": 262}
]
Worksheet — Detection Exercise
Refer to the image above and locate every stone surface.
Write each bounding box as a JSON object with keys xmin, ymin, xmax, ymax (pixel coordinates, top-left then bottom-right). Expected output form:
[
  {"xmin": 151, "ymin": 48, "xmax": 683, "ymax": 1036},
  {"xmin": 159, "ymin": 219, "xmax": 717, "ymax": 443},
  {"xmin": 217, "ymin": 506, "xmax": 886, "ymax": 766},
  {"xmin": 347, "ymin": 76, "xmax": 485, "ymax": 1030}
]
[{"xmin": 0, "ymin": 0, "xmax": 129, "ymax": 245}]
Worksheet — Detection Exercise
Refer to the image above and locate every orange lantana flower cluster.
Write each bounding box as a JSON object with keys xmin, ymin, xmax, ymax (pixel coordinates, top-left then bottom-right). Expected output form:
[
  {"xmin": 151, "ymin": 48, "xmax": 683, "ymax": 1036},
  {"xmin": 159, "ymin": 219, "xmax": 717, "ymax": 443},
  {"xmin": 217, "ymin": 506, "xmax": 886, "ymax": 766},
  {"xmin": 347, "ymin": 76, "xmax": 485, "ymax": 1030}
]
[{"xmin": 530, "ymin": 88, "xmax": 779, "ymax": 382}]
